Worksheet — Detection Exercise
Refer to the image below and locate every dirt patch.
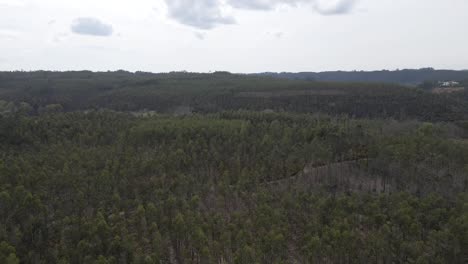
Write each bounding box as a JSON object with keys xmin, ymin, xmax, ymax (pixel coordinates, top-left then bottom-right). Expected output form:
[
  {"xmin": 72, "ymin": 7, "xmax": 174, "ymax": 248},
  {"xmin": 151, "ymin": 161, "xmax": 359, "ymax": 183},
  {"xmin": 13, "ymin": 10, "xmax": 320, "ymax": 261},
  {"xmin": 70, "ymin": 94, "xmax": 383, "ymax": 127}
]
[
  {"xmin": 264, "ymin": 160, "xmax": 392, "ymax": 194},
  {"xmin": 431, "ymin": 87, "xmax": 465, "ymax": 94},
  {"xmin": 237, "ymin": 89, "xmax": 347, "ymax": 98}
]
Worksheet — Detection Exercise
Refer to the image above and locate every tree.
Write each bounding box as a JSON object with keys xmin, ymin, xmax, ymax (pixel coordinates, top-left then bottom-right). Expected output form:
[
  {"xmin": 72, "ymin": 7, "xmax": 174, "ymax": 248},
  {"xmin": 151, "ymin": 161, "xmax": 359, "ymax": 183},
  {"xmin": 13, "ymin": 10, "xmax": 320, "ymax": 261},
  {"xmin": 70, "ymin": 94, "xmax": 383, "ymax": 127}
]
[{"xmin": 0, "ymin": 242, "xmax": 19, "ymax": 264}]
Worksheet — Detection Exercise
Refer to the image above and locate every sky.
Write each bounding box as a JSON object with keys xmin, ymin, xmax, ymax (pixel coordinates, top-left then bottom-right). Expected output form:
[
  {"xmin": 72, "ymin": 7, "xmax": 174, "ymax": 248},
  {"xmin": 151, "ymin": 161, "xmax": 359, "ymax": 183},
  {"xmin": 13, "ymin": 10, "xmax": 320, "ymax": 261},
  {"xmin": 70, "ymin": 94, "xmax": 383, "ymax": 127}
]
[{"xmin": 0, "ymin": 0, "xmax": 467, "ymax": 73}]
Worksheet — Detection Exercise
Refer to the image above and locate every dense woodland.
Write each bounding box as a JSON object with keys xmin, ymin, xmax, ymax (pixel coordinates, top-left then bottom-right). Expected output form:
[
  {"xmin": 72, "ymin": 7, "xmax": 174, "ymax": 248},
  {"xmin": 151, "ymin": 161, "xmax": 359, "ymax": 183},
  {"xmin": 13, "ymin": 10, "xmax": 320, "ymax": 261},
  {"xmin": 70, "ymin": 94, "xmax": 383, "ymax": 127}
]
[
  {"xmin": 0, "ymin": 71, "xmax": 467, "ymax": 121},
  {"xmin": 259, "ymin": 68, "xmax": 468, "ymax": 85},
  {"xmin": 0, "ymin": 72, "xmax": 467, "ymax": 263}
]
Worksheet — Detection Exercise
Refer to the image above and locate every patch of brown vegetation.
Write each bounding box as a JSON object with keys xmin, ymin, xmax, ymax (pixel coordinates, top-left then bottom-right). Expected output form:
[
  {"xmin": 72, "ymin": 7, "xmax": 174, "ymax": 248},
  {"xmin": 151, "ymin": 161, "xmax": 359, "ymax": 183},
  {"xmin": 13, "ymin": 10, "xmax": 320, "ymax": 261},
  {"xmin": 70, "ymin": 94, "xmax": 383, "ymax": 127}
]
[
  {"xmin": 237, "ymin": 89, "xmax": 347, "ymax": 98},
  {"xmin": 431, "ymin": 87, "xmax": 465, "ymax": 94}
]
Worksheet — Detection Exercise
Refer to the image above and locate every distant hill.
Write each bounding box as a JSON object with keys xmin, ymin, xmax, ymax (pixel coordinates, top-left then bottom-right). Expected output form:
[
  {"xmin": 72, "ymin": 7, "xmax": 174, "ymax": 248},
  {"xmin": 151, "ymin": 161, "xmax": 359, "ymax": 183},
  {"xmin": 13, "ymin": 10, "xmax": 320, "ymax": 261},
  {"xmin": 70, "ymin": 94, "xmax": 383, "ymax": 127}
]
[
  {"xmin": 1, "ymin": 71, "xmax": 467, "ymax": 121},
  {"xmin": 257, "ymin": 68, "xmax": 468, "ymax": 85}
]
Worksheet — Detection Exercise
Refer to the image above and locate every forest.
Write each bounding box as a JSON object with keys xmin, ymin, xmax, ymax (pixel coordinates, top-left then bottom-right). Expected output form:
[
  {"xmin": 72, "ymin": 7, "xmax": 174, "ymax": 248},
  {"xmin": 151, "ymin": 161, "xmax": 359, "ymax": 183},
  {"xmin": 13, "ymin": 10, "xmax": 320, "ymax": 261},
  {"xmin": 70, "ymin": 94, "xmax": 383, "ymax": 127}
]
[
  {"xmin": 0, "ymin": 71, "xmax": 467, "ymax": 121},
  {"xmin": 258, "ymin": 68, "xmax": 468, "ymax": 85},
  {"xmin": 0, "ymin": 72, "xmax": 467, "ymax": 263}
]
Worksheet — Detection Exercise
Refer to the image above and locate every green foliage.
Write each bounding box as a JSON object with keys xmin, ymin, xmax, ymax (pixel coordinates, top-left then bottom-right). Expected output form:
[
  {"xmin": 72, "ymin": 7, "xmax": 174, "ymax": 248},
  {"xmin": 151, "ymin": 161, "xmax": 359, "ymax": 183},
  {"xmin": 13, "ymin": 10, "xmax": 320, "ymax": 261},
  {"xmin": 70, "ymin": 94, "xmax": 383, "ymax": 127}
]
[
  {"xmin": 0, "ymin": 242, "xmax": 19, "ymax": 264},
  {"xmin": 0, "ymin": 71, "xmax": 467, "ymax": 121},
  {"xmin": 0, "ymin": 110, "xmax": 466, "ymax": 263}
]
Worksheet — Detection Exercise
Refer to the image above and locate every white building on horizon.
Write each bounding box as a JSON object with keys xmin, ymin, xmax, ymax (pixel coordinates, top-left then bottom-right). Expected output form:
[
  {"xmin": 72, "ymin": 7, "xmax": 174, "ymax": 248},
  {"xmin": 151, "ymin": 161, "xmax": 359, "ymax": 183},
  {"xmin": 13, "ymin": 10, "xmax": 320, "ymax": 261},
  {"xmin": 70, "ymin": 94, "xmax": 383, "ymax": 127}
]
[{"xmin": 440, "ymin": 81, "xmax": 460, "ymax": 87}]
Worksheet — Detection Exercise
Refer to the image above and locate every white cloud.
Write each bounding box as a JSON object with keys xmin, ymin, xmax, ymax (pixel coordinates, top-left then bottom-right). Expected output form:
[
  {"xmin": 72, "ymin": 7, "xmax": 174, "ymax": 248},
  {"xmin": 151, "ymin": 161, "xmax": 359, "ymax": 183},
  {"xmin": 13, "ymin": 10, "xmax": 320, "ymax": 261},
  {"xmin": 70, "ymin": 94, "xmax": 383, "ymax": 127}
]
[
  {"xmin": 266, "ymin": 30, "xmax": 284, "ymax": 38},
  {"xmin": 227, "ymin": 0, "xmax": 278, "ymax": 10},
  {"xmin": 194, "ymin": 32, "xmax": 206, "ymax": 40},
  {"xmin": 71, "ymin": 17, "xmax": 113, "ymax": 36},
  {"xmin": 164, "ymin": 0, "xmax": 235, "ymax": 30},
  {"xmin": 229, "ymin": 0, "xmax": 358, "ymax": 13},
  {"xmin": 165, "ymin": 0, "xmax": 358, "ymax": 29},
  {"xmin": 314, "ymin": 0, "xmax": 357, "ymax": 15}
]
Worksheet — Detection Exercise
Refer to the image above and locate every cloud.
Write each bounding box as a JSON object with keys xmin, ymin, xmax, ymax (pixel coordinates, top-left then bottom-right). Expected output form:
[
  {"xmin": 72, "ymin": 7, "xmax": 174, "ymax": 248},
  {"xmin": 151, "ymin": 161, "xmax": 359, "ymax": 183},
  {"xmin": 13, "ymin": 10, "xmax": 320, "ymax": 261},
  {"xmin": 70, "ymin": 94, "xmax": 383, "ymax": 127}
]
[
  {"xmin": 71, "ymin": 17, "xmax": 113, "ymax": 37},
  {"xmin": 164, "ymin": 0, "xmax": 235, "ymax": 30},
  {"xmin": 227, "ymin": 0, "xmax": 278, "ymax": 10},
  {"xmin": 314, "ymin": 0, "xmax": 357, "ymax": 15},
  {"xmin": 228, "ymin": 0, "xmax": 357, "ymax": 14},
  {"xmin": 266, "ymin": 30, "xmax": 284, "ymax": 38},
  {"xmin": 165, "ymin": 0, "xmax": 358, "ymax": 29},
  {"xmin": 194, "ymin": 32, "xmax": 206, "ymax": 40}
]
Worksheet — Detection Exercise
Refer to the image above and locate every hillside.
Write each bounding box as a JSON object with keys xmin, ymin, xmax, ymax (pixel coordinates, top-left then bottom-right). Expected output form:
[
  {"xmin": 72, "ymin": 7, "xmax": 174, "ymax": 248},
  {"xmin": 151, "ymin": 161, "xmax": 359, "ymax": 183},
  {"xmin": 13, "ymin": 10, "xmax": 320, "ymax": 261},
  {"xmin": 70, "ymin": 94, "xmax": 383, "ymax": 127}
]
[
  {"xmin": 1, "ymin": 111, "xmax": 467, "ymax": 263},
  {"xmin": 258, "ymin": 68, "xmax": 468, "ymax": 85},
  {"xmin": 0, "ymin": 71, "xmax": 467, "ymax": 121},
  {"xmin": 0, "ymin": 72, "xmax": 467, "ymax": 263}
]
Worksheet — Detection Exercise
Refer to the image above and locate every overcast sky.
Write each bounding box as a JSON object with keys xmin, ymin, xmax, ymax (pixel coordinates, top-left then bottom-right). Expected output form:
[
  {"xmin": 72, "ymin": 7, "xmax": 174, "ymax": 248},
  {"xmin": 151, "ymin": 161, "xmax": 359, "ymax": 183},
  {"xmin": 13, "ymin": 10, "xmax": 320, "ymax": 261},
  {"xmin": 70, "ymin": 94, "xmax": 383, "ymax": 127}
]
[{"xmin": 0, "ymin": 0, "xmax": 467, "ymax": 73}]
